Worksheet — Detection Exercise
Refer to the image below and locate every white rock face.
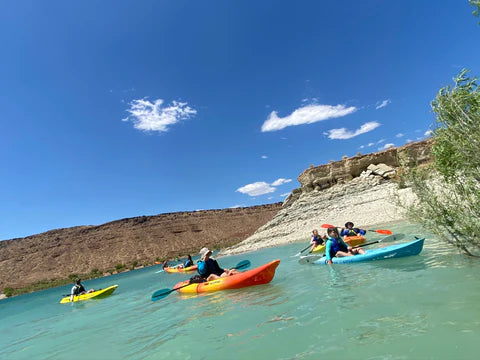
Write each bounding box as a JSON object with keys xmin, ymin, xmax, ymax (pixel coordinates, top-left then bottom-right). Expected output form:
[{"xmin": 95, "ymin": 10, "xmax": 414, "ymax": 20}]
[{"xmin": 221, "ymin": 176, "xmax": 415, "ymax": 255}]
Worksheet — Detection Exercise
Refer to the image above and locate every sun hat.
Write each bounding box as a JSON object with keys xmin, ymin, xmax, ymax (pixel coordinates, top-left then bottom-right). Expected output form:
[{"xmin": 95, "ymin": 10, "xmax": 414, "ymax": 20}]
[{"xmin": 199, "ymin": 247, "xmax": 212, "ymax": 260}]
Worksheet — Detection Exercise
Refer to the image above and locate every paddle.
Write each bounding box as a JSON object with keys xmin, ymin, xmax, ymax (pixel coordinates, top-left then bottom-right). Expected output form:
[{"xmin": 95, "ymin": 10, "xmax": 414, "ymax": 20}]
[
  {"xmin": 151, "ymin": 260, "xmax": 251, "ymax": 301},
  {"xmin": 321, "ymin": 223, "xmax": 392, "ymax": 235},
  {"xmin": 293, "ymin": 243, "xmax": 313, "ymax": 257}
]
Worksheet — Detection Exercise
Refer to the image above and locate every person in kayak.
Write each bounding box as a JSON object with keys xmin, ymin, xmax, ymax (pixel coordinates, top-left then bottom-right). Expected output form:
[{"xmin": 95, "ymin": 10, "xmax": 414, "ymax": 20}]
[
  {"xmin": 197, "ymin": 247, "xmax": 239, "ymax": 281},
  {"xmin": 176, "ymin": 255, "xmax": 194, "ymax": 269},
  {"xmin": 340, "ymin": 222, "xmax": 366, "ymax": 237},
  {"xmin": 70, "ymin": 279, "xmax": 94, "ymax": 301},
  {"xmin": 310, "ymin": 229, "xmax": 327, "ymax": 252},
  {"xmin": 325, "ymin": 227, "xmax": 365, "ymax": 264}
]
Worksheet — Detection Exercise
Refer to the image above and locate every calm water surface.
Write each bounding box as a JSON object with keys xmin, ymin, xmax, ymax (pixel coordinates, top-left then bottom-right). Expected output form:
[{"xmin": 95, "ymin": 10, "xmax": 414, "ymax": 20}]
[{"xmin": 1, "ymin": 222, "xmax": 479, "ymax": 359}]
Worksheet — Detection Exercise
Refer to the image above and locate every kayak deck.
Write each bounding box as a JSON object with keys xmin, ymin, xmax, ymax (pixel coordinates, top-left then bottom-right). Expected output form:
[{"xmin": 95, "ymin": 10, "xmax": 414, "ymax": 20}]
[
  {"xmin": 174, "ymin": 259, "xmax": 280, "ymax": 294},
  {"xmin": 59, "ymin": 285, "xmax": 118, "ymax": 303},
  {"xmin": 305, "ymin": 238, "xmax": 425, "ymax": 265},
  {"xmin": 164, "ymin": 265, "xmax": 198, "ymax": 273}
]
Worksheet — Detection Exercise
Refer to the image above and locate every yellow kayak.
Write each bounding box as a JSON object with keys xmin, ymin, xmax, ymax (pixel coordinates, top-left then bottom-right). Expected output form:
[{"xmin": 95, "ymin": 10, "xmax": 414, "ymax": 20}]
[
  {"xmin": 311, "ymin": 236, "xmax": 366, "ymax": 253},
  {"xmin": 59, "ymin": 285, "xmax": 118, "ymax": 303}
]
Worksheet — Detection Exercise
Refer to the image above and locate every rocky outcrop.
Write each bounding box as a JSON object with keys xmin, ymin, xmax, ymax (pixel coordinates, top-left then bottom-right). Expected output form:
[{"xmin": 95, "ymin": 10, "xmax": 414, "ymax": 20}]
[
  {"xmin": 0, "ymin": 203, "xmax": 281, "ymax": 291},
  {"xmin": 283, "ymin": 139, "xmax": 432, "ymax": 207}
]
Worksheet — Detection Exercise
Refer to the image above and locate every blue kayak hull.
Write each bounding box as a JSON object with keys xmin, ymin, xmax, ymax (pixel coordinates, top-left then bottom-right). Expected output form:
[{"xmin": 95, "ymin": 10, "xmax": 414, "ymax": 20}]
[{"xmin": 311, "ymin": 238, "xmax": 425, "ymax": 264}]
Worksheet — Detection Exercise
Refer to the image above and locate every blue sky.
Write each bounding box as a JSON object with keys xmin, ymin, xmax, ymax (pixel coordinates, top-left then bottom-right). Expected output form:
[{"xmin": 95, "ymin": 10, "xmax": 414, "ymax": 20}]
[{"xmin": 1, "ymin": 1, "xmax": 479, "ymax": 240}]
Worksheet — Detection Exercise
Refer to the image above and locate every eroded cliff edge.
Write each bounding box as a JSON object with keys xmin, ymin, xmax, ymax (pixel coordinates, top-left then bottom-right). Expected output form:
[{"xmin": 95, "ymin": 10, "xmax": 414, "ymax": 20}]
[{"xmin": 222, "ymin": 139, "xmax": 432, "ymax": 255}]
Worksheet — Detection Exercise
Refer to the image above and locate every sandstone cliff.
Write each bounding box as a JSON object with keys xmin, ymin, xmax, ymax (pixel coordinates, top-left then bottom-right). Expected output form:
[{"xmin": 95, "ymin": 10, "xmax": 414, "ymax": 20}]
[
  {"xmin": 0, "ymin": 204, "xmax": 281, "ymax": 291},
  {"xmin": 223, "ymin": 139, "xmax": 432, "ymax": 255}
]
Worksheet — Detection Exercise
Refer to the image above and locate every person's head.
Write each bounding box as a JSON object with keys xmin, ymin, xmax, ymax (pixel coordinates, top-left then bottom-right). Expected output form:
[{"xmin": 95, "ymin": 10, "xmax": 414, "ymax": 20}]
[
  {"xmin": 327, "ymin": 227, "xmax": 339, "ymax": 238},
  {"xmin": 199, "ymin": 247, "xmax": 212, "ymax": 261},
  {"xmin": 345, "ymin": 222, "xmax": 354, "ymax": 229},
  {"xmin": 312, "ymin": 229, "xmax": 319, "ymax": 235},
  {"xmin": 75, "ymin": 278, "xmax": 81, "ymax": 285},
  {"xmin": 187, "ymin": 255, "xmax": 192, "ymax": 261}
]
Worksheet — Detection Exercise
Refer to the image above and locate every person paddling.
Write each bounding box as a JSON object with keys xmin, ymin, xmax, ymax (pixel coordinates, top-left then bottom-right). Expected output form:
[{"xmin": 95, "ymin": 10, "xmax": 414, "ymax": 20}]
[
  {"xmin": 340, "ymin": 222, "xmax": 366, "ymax": 237},
  {"xmin": 197, "ymin": 247, "xmax": 239, "ymax": 281},
  {"xmin": 325, "ymin": 227, "xmax": 365, "ymax": 265},
  {"xmin": 70, "ymin": 279, "xmax": 94, "ymax": 301},
  {"xmin": 310, "ymin": 229, "xmax": 327, "ymax": 252},
  {"xmin": 177, "ymin": 255, "xmax": 194, "ymax": 269}
]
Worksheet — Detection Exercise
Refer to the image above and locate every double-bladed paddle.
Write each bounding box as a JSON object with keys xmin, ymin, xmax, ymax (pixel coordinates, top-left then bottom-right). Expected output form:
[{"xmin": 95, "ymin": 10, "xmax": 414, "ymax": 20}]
[
  {"xmin": 293, "ymin": 243, "xmax": 313, "ymax": 257},
  {"xmin": 151, "ymin": 260, "xmax": 251, "ymax": 301},
  {"xmin": 321, "ymin": 223, "xmax": 392, "ymax": 235}
]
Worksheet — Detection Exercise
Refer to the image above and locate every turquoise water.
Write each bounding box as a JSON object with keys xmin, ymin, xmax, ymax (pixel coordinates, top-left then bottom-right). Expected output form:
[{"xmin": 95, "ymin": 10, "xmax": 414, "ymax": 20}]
[{"xmin": 1, "ymin": 222, "xmax": 479, "ymax": 360}]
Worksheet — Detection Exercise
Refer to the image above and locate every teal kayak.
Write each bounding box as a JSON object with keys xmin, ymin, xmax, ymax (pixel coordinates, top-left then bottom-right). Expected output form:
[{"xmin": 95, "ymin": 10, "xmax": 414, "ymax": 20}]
[{"xmin": 303, "ymin": 238, "xmax": 425, "ymax": 265}]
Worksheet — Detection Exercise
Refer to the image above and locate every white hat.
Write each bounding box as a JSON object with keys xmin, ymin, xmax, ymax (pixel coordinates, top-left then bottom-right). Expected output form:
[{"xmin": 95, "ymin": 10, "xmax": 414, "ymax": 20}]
[{"xmin": 199, "ymin": 247, "xmax": 212, "ymax": 259}]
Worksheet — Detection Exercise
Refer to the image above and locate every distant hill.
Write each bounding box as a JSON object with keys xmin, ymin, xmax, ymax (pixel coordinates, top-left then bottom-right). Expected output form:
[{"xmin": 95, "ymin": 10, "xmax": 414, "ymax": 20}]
[{"xmin": 0, "ymin": 203, "xmax": 282, "ymax": 292}]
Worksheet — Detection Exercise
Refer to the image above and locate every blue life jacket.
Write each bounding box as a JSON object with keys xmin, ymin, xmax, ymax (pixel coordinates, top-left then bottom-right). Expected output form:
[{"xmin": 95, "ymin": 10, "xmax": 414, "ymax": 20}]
[
  {"xmin": 329, "ymin": 237, "xmax": 348, "ymax": 258},
  {"xmin": 312, "ymin": 235, "xmax": 324, "ymax": 246},
  {"xmin": 184, "ymin": 259, "xmax": 194, "ymax": 268},
  {"xmin": 197, "ymin": 258, "xmax": 224, "ymax": 278}
]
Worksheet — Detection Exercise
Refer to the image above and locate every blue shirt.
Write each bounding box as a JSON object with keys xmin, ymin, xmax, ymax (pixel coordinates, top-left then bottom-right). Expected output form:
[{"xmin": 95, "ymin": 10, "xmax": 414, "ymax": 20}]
[
  {"xmin": 325, "ymin": 236, "xmax": 349, "ymax": 261},
  {"xmin": 340, "ymin": 228, "xmax": 366, "ymax": 237}
]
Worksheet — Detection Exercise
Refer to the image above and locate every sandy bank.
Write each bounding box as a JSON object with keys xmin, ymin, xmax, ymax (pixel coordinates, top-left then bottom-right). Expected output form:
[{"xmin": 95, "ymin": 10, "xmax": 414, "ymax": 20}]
[{"xmin": 221, "ymin": 177, "xmax": 414, "ymax": 255}]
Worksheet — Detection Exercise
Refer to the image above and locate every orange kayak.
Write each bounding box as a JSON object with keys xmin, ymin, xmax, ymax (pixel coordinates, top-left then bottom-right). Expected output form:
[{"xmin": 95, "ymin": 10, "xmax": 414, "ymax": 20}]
[
  {"xmin": 164, "ymin": 265, "xmax": 198, "ymax": 273},
  {"xmin": 311, "ymin": 235, "xmax": 366, "ymax": 253},
  {"xmin": 173, "ymin": 259, "xmax": 280, "ymax": 294}
]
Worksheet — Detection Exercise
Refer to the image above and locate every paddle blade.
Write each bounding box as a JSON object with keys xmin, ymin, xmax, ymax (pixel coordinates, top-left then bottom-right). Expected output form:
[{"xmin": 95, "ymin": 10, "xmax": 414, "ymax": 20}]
[
  {"xmin": 321, "ymin": 224, "xmax": 335, "ymax": 229},
  {"xmin": 233, "ymin": 260, "xmax": 251, "ymax": 270},
  {"xmin": 374, "ymin": 229, "xmax": 393, "ymax": 235},
  {"xmin": 151, "ymin": 288, "xmax": 174, "ymax": 301}
]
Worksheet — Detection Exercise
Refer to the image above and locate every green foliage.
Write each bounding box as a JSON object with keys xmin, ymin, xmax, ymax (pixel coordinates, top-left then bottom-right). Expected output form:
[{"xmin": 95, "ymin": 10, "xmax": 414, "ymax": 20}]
[
  {"xmin": 401, "ymin": 70, "xmax": 480, "ymax": 256},
  {"xmin": 470, "ymin": 0, "xmax": 480, "ymax": 23},
  {"xmin": 3, "ymin": 287, "xmax": 14, "ymax": 297},
  {"xmin": 115, "ymin": 263, "xmax": 125, "ymax": 271}
]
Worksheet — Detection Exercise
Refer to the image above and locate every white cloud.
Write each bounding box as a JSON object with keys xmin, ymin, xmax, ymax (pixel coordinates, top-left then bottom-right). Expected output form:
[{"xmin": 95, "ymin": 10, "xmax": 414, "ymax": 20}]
[
  {"xmin": 379, "ymin": 143, "xmax": 394, "ymax": 150},
  {"xmin": 406, "ymin": 138, "xmax": 413, "ymax": 143},
  {"xmin": 326, "ymin": 121, "xmax": 381, "ymax": 140},
  {"xmin": 280, "ymin": 193, "xmax": 290, "ymax": 197},
  {"xmin": 376, "ymin": 99, "xmax": 391, "ymax": 109},
  {"xmin": 271, "ymin": 178, "xmax": 292, "ymax": 186},
  {"xmin": 396, "ymin": 133, "xmax": 404, "ymax": 138},
  {"xmin": 237, "ymin": 178, "xmax": 293, "ymax": 197},
  {"xmin": 261, "ymin": 155, "xmax": 268, "ymax": 159},
  {"xmin": 236, "ymin": 182, "xmax": 275, "ymax": 196},
  {"xmin": 377, "ymin": 138, "xmax": 386, "ymax": 144},
  {"xmin": 367, "ymin": 142, "xmax": 375, "ymax": 147},
  {"xmin": 122, "ymin": 98, "xmax": 197, "ymax": 133},
  {"xmin": 424, "ymin": 130, "xmax": 432, "ymax": 137},
  {"xmin": 261, "ymin": 104, "xmax": 356, "ymax": 132}
]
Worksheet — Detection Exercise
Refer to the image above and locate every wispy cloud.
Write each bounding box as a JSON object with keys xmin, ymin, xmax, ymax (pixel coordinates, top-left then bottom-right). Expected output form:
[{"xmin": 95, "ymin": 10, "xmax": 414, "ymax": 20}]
[
  {"xmin": 379, "ymin": 143, "xmax": 394, "ymax": 150},
  {"xmin": 122, "ymin": 98, "xmax": 197, "ymax": 133},
  {"xmin": 280, "ymin": 193, "xmax": 290, "ymax": 197},
  {"xmin": 424, "ymin": 130, "xmax": 432, "ymax": 137},
  {"xmin": 261, "ymin": 155, "xmax": 268, "ymax": 159},
  {"xmin": 325, "ymin": 121, "xmax": 380, "ymax": 140},
  {"xmin": 375, "ymin": 99, "xmax": 391, "ymax": 109},
  {"xmin": 236, "ymin": 182, "xmax": 275, "ymax": 196},
  {"xmin": 261, "ymin": 104, "xmax": 356, "ymax": 132},
  {"xmin": 271, "ymin": 178, "xmax": 292, "ymax": 186},
  {"xmin": 395, "ymin": 133, "xmax": 404, "ymax": 138},
  {"xmin": 237, "ymin": 178, "xmax": 293, "ymax": 197}
]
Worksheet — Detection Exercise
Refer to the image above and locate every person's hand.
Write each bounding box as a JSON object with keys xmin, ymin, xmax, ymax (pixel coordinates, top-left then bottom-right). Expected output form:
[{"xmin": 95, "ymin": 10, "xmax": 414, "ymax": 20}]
[
  {"xmin": 327, "ymin": 260, "xmax": 333, "ymax": 265},
  {"xmin": 347, "ymin": 246, "xmax": 352, "ymax": 251}
]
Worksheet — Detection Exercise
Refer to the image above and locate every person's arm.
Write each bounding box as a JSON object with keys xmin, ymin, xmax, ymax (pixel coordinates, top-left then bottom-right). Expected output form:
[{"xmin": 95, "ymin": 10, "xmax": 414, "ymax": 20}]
[
  {"xmin": 325, "ymin": 240, "xmax": 333, "ymax": 262},
  {"xmin": 340, "ymin": 228, "xmax": 348, "ymax": 237},
  {"xmin": 213, "ymin": 259, "xmax": 225, "ymax": 274},
  {"xmin": 357, "ymin": 228, "xmax": 366, "ymax": 236}
]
